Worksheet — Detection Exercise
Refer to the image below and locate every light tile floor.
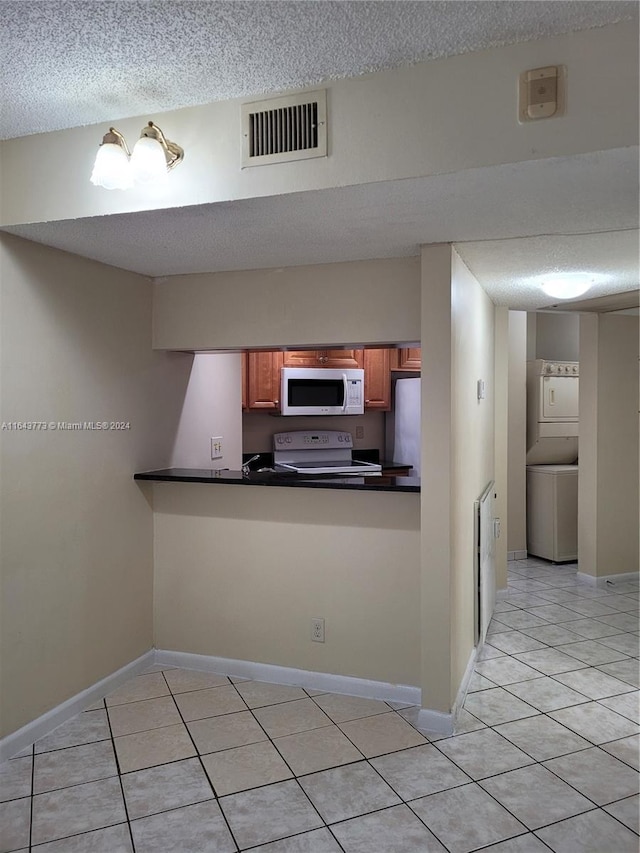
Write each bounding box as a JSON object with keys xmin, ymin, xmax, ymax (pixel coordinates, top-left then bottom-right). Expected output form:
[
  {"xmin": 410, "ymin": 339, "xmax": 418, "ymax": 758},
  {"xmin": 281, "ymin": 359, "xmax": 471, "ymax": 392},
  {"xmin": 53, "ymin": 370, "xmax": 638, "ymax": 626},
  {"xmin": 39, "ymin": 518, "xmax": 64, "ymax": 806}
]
[{"xmin": 1, "ymin": 558, "xmax": 638, "ymax": 852}]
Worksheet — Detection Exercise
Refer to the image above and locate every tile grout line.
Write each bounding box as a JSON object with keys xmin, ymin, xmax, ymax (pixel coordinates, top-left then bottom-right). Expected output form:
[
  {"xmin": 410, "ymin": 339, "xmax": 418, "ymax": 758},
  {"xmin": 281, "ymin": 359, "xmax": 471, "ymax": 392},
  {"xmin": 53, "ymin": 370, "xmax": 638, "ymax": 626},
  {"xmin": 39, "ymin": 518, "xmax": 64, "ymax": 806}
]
[
  {"xmin": 159, "ymin": 668, "xmax": 243, "ymax": 853},
  {"xmin": 28, "ymin": 741, "xmax": 34, "ymax": 853},
  {"xmin": 104, "ymin": 694, "xmax": 137, "ymax": 853},
  {"xmin": 14, "ymin": 563, "xmax": 637, "ymax": 851},
  {"xmin": 231, "ymin": 683, "xmax": 364, "ymax": 851}
]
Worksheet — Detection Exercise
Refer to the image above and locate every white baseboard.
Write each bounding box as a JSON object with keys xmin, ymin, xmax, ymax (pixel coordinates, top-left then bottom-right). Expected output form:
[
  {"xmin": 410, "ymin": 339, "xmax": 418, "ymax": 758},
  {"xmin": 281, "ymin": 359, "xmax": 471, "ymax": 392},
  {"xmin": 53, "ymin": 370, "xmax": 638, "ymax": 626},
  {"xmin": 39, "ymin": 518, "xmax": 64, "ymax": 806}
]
[
  {"xmin": 415, "ymin": 646, "xmax": 477, "ymax": 738},
  {"xmin": 452, "ymin": 647, "xmax": 477, "ymax": 722},
  {"xmin": 0, "ymin": 650, "xmax": 154, "ymax": 762},
  {"xmin": 577, "ymin": 571, "xmax": 640, "ymax": 589},
  {"xmin": 155, "ymin": 649, "xmax": 422, "ymax": 707},
  {"xmin": 416, "ymin": 707, "xmax": 453, "ymax": 736},
  {"xmin": 4, "ymin": 646, "xmax": 488, "ymax": 761},
  {"xmin": 507, "ymin": 550, "xmax": 528, "ymax": 561}
]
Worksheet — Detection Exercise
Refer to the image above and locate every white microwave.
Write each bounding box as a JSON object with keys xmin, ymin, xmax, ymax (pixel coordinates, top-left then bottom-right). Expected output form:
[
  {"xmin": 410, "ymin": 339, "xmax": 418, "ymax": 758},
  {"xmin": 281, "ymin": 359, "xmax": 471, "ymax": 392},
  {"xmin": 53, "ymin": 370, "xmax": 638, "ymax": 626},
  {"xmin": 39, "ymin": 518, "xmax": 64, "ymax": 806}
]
[{"xmin": 280, "ymin": 367, "xmax": 365, "ymax": 416}]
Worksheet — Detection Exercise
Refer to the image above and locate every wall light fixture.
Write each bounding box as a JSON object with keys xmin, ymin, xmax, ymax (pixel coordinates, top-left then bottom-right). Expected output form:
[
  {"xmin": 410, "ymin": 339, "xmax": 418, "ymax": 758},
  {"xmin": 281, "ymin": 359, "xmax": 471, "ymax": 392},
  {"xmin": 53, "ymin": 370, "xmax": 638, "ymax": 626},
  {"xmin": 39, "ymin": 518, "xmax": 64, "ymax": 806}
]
[{"xmin": 90, "ymin": 121, "xmax": 184, "ymax": 190}]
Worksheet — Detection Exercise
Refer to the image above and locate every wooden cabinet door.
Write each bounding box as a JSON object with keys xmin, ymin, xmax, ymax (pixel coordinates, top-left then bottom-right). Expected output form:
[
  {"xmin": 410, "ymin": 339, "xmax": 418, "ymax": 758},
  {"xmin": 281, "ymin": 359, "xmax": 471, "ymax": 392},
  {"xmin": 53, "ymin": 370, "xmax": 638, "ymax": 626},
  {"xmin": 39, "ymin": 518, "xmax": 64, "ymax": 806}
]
[
  {"xmin": 363, "ymin": 348, "xmax": 391, "ymax": 411},
  {"xmin": 283, "ymin": 349, "xmax": 364, "ymax": 368},
  {"xmin": 393, "ymin": 347, "xmax": 421, "ymax": 371},
  {"xmin": 323, "ymin": 349, "xmax": 364, "ymax": 369},
  {"xmin": 282, "ymin": 350, "xmax": 324, "ymax": 367},
  {"xmin": 246, "ymin": 351, "xmax": 283, "ymax": 410}
]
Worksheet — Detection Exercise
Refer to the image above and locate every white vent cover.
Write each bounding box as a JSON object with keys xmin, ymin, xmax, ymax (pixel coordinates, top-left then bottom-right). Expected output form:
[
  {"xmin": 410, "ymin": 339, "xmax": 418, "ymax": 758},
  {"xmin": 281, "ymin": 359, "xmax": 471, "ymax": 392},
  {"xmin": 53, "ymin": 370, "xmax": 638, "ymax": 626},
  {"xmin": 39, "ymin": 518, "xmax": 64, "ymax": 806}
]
[{"xmin": 241, "ymin": 90, "xmax": 327, "ymax": 167}]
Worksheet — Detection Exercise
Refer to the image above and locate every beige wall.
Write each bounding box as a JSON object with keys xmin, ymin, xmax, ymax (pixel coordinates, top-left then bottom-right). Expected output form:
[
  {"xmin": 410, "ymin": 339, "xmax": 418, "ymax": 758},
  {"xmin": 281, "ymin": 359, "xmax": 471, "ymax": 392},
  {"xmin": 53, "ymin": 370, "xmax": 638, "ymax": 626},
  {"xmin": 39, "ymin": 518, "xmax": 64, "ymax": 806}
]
[
  {"xmin": 152, "ymin": 484, "xmax": 421, "ymax": 686},
  {"xmin": 534, "ymin": 312, "xmax": 580, "ymax": 362},
  {"xmin": 2, "ymin": 22, "xmax": 636, "ymax": 228},
  {"xmin": 450, "ymin": 250, "xmax": 495, "ymax": 703},
  {"xmin": 579, "ymin": 313, "xmax": 639, "ymax": 578},
  {"xmin": 419, "ymin": 244, "xmax": 453, "ymax": 713},
  {"xmin": 153, "ymin": 257, "xmax": 421, "ymax": 351},
  {"xmin": 243, "ymin": 411, "xmax": 385, "ymax": 456},
  {"xmin": 171, "ymin": 353, "xmax": 243, "ymax": 470},
  {"xmin": 578, "ymin": 314, "xmax": 599, "ymax": 578},
  {"xmin": 0, "ymin": 234, "xmax": 188, "ymax": 737},
  {"xmin": 507, "ymin": 311, "xmax": 527, "ymax": 555},
  {"xmin": 494, "ymin": 307, "xmax": 509, "ymax": 589}
]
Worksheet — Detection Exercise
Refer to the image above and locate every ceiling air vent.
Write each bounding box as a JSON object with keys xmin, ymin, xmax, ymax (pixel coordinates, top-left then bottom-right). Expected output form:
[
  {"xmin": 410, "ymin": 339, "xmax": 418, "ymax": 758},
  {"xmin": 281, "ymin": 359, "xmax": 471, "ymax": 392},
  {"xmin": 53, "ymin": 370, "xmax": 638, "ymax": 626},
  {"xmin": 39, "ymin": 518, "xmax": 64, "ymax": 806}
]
[{"xmin": 241, "ymin": 90, "xmax": 327, "ymax": 167}]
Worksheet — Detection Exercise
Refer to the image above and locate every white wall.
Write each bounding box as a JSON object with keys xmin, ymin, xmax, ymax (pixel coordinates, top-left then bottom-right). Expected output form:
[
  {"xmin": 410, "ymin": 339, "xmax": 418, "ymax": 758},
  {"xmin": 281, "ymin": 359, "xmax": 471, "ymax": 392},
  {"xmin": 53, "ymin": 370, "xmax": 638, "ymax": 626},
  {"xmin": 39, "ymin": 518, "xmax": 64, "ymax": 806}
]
[
  {"xmin": 171, "ymin": 353, "xmax": 243, "ymax": 469},
  {"xmin": 0, "ymin": 234, "xmax": 189, "ymax": 737},
  {"xmin": 2, "ymin": 22, "xmax": 636, "ymax": 227},
  {"xmin": 579, "ymin": 313, "xmax": 639, "ymax": 579},
  {"xmin": 153, "ymin": 257, "xmax": 421, "ymax": 351}
]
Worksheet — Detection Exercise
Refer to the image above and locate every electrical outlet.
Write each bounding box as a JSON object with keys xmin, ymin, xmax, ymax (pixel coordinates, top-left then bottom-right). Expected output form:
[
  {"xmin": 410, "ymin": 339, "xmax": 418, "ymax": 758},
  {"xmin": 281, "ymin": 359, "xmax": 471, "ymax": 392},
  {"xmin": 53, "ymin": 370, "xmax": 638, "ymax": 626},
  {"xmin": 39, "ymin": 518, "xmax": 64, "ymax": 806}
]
[
  {"xmin": 311, "ymin": 617, "xmax": 325, "ymax": 643},
  {"xmin": 210, "ymin": 436, "xmax": 223, "ymax": 459},
  {"xmin": 355, "ymin": 426, "xmax": 364, "ymax": 439}
]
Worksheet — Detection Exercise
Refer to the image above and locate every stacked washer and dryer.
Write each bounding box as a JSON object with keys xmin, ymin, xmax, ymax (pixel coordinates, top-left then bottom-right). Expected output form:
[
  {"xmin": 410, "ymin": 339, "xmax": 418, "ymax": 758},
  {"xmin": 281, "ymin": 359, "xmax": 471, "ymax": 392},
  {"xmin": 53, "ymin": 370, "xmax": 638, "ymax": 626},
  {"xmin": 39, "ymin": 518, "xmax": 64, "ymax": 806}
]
[{"xmin": 526, "ymin": 360, "xmax": 579, "ymax": 563}]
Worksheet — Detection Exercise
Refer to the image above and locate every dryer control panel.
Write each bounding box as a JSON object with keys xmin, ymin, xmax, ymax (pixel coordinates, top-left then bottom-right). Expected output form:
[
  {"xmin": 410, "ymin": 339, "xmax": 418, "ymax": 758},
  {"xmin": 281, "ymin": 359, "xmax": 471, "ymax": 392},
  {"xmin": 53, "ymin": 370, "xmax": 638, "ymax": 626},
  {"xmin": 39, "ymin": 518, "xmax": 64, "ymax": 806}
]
[{"xmin": 535, "ymin": 360, "xmax": 579, "ymax": 377}]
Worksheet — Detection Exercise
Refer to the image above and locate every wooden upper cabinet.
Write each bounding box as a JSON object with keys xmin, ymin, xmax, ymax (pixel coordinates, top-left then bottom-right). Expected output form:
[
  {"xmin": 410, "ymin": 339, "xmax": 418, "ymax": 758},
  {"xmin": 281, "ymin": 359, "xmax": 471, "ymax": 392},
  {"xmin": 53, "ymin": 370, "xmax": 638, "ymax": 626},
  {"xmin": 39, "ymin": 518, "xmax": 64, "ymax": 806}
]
[
  {"xmin": 363, "ymin": 349, "xmax": 391, "ymax": 411},
  {"xmin": 391, "ymin": 347, "xmax": 421, "ymax": 371},
  {"xmin": 246, "ymin": 351, "xmax": 283, "ymax": 410},
  {"xmin": 283, "ymin": 349, "xmax": 364, "ymax": 369},
  {"xmin": 244, "ymin": 347, "xmax": 393, "ymax": 413}
]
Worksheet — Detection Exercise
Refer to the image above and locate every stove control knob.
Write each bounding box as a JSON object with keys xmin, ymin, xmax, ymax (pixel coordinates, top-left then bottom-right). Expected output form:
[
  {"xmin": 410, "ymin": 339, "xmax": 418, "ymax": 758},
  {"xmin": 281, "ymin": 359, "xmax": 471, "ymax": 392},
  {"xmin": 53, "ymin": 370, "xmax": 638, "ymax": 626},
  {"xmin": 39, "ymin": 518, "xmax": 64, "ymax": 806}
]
[
  {"xmin": 546, "ymin": 364, "xmax": 553, "ymax": 373},
  {"xmin": 286, "ymin": 436, "xmax": 292, "ymax": 444}
]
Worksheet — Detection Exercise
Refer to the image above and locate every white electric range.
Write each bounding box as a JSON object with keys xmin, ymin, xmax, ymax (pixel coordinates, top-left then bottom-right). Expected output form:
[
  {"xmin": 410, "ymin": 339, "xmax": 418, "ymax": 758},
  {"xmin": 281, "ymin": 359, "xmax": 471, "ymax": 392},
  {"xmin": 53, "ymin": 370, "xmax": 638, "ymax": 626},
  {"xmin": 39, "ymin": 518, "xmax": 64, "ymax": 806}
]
[{"xmin": 273, "ymin": 430, "xmax": 382, "ymax": 476}]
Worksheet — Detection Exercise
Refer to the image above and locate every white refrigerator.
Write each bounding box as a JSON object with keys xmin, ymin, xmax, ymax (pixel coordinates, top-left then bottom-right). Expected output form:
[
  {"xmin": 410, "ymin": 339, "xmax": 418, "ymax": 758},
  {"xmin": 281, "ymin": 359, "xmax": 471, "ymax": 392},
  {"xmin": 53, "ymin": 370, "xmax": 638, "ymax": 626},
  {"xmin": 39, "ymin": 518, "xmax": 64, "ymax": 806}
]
[{"xmin": 385, "ymin": 377, "xmax": 421, "ymax": 476}]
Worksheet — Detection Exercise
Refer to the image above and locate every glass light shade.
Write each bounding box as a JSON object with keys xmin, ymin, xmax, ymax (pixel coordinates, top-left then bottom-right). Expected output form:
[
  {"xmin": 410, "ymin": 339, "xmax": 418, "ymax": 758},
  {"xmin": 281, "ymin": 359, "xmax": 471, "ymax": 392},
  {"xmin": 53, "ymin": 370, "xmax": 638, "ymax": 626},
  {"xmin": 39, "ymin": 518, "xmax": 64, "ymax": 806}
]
[
  {"xmin": 90, "ymin": 143, "xmax": 132, "ymax": 190},
  {"xmin": 541, "ymin": 274, "xmax": 592, "ymax": 299},
  {"xmin": 130, "ymin": 136, "xmax": 168, "ymax": 184}
]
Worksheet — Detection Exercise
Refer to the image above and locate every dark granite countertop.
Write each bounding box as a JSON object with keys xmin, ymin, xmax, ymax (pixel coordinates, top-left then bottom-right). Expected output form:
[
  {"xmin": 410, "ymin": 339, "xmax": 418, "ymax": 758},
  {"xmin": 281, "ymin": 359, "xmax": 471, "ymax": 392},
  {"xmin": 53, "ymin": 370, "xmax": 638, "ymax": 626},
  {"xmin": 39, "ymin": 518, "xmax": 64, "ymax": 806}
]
[{"xmin": 134, "ymin": 467, "xmax": 420, "ymax": 493}]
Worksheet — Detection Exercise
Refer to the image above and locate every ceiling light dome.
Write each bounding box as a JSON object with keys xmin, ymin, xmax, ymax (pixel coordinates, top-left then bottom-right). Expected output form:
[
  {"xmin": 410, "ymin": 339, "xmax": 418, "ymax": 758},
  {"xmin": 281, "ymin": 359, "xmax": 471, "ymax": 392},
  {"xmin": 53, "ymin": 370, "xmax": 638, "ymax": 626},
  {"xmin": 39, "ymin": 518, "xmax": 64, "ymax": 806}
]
[{"xmin": 541, "ymin": 273, "xmax": 593, "ymax": 300}]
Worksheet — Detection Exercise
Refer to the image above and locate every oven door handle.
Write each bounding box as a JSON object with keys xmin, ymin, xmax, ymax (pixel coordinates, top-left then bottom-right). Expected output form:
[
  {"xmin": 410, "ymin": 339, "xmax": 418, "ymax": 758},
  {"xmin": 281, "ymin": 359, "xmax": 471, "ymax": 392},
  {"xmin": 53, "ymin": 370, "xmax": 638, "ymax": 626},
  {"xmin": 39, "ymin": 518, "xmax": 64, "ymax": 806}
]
[{"xmin": 342, "ymin": 374, "xmax": 348, "ymax": 412}]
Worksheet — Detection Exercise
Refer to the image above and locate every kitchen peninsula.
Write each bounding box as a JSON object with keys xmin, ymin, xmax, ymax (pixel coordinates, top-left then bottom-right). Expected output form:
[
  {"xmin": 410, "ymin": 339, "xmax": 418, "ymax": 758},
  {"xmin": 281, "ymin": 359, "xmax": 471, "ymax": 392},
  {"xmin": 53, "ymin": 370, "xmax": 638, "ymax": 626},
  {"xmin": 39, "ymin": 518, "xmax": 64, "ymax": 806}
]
[
  {"xmin": 141, "ymin": 473, "xmax": 421, "ymax": 694},
  {"xmin": 135, "ymin": 467, "xmax": 419, "ymax": 492}
]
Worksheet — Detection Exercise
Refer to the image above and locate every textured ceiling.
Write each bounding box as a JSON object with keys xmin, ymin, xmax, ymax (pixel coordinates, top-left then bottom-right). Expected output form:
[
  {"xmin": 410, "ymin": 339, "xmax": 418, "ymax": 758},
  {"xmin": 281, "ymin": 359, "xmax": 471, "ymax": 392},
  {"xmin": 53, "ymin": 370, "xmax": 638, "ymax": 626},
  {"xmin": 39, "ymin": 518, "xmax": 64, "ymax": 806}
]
[
  {"xmin": 456, "ymin": 230, "xmax": 639, "ymax": 309},
  {"xmin": 2, "ymin": 1, "xmax": 638, "ymax": 310},
  {"xmin": 5, "ymin": 147, "xmax": 638, "ymax": 309},
  {"xmin": 2, "ymin": 1, "xmax": 637, "ymax": 140}
]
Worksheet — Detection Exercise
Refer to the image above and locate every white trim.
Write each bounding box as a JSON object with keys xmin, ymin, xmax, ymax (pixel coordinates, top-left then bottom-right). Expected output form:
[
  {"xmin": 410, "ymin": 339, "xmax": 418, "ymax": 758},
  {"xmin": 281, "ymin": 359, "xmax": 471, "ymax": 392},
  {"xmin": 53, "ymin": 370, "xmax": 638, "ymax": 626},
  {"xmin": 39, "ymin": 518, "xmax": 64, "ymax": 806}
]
[
  {"xmin": 507, "ymin": 550, "xmax": 528, "ymax": 561},
  {"xmin": 415, "ymin": 646, "xmax": 477, "ymax": 738},
  {"xmin": 452, "ymin": 647, "xmax": 477, "ymax": 722},
  {"xmin": 155, "ymin": 649, "xmax": 422, "ymax": 706},
  {"xmin": 577, "ymin": 571, "xmax": 639, "ymax": 589},
  {"xmin": 0, "ymin": 651, "xmax": 154, "ymax": 762},
  {"xmin": 416, "ymin": 707, "xmax": 453, "ymax": 735}
]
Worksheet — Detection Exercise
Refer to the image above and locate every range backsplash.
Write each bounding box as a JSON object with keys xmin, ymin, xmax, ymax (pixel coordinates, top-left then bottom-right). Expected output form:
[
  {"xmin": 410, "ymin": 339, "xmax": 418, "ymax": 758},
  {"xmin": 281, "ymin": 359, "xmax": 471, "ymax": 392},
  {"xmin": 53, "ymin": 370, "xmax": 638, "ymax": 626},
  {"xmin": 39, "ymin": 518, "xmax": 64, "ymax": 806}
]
[{"xmin": 241, "ymin": 410, "xmax": 385, "ymax": 455}]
